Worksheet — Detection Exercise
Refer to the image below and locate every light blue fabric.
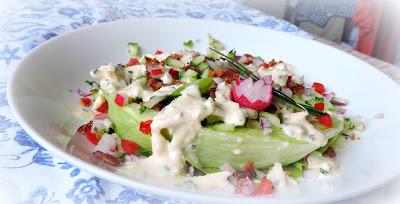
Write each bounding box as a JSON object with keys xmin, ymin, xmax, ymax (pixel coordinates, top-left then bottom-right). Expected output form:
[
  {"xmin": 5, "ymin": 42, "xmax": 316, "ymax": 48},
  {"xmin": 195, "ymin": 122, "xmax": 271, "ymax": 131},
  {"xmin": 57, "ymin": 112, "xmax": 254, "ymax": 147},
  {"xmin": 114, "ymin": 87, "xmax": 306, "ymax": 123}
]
[{"xmin": 0, "ymin": 1, "xmax": 309, "ymax": 203}]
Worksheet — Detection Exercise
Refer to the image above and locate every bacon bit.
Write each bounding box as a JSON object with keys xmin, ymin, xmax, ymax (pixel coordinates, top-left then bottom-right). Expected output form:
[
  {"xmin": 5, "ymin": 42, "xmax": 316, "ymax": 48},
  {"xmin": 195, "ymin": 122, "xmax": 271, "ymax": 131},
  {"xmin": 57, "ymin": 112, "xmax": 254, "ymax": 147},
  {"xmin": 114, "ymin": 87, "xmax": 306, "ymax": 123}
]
[
  {"xmin": 317, "ymin": 114, "xmax": 333, "ymax": 128},
  {"xmin": 170, "ymin": 53, "xmax": 182, "ymax": 60},
  {"xmin": 236, "ymin": 177, "xmax": 256, "ymax": 196},
  {"xmin": 147, "ymin": 78, "xmax": 163, "ymax": 91},
  {"xmin": 182, "ymin": 65, "xmax": 199, "ymax": 72},
  {"xmin": 265, "ymin": 104, "xmax": 277, "ymax": 113},
  {"xmin": 261, "ymin": 59, "xmax": 277, "ymax": 69},
  {"xmin": 243, "ymin": 54, "xmax": 254, "ymax": 65},
  {"xmin": 323, "ymin": 147, "xmax": 337, "ymax": 158},
  {"xmin": 80, "ymin": 97, "xmax": 92, "ymax": 107},
  {"xmin": 145, "ymin": 56, "xmax": 159, "ymax": 66},
  {"xmin": 291, "ymin": 85, "xmax": 305, "ymax": 95},
  {"xmin": 126, "ymin": 57, "xmax": 139, "ymax": 66},
  {"xmin": 312, "ymin": 82, "xmax": 325, "ymax": 94},
  {"xmin": 92, "ymin": 151, "xmax": 120, "ymax": 166},
  {"xmin": 168, "ymin": 69, "xmax": 180, "ymax": 80},
  {"xmin": 85, "ymin": 121, "xmax": 99, "ymax": 145},
  {"xmin": 314, "ymin": 102, "xmax": 325, "ymax": 111},
  {"xmin": 222, "ymin": 69, "xmax": 239, "ymax": 84},
  {"xmin": 96, "ymin": 101, "xmax": 108, "ymax": 113},
  {"xmin": 121, "ymin": 139, "xmax": 140, "ymax": 155},
  {"xmin": 210, "ymin": 69, "xmax": 224, "ymax": 77},
  {"xmin": 244, "ymin": 161, "xmax": 255, "ymax": 172},
  {"xmin": 152, "ymin": 100, "xmax": 169, "ymax": 111},
  {"xmin": 205, "ymin": 83, "xmax": 217, "ymax": 99},
  {"xmin": 155, "ymin": 50, "xmax": 163, "ymax": 55},
  {"xmin": 286, "ymin": 76, "xmax": 305, "ymax": 95},
  {"xmin": 140, "ymin": 120, "xmax": 152, "ymax": 135},
  {"xmin": 256, "ymin": 176, "xmax": 273, "ymax": 195}
]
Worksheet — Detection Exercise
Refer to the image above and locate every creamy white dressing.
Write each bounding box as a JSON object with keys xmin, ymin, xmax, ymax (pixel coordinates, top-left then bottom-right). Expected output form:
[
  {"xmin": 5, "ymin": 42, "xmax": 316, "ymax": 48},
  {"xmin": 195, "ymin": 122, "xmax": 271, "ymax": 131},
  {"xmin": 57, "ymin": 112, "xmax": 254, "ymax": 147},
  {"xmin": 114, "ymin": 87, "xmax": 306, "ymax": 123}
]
[
  {"xmin": 304, "ymin": 152, "xmax": 338, "ymax": 178},
  {"xmin": 119, "ymin": 85, "xmax": 232, "ymax": 191},
  {"xmin": 266, "ymin": 162, "xmax": 296, "ymax": 190},
  {"xmin": 160, "ymin": 71, "xmax": 173, "ymax": 85},
  {"xmin": 121, "ymin": 82, "xmax": 153, "ymax": 102},
  {"xmin": 92, "ymin": 95, "xmax": 106, "ymax": 111},
  {"xmin": 282, "ymin": 111, "xmax": 326, "ymax": 146},
  {"xmin": 125, "ymin": 64, "xmax": 146, "ymax": 79},
  {"xmin": 258, "ymin": 62, "xmax": 292, "ymax": 87},
  {"xmin": 213, "ymin": 82, "xmax": 246, "ymax": 126},
  {"xmin": 90, "ymin": 63, "xmax": 126, "ymax": 93}
]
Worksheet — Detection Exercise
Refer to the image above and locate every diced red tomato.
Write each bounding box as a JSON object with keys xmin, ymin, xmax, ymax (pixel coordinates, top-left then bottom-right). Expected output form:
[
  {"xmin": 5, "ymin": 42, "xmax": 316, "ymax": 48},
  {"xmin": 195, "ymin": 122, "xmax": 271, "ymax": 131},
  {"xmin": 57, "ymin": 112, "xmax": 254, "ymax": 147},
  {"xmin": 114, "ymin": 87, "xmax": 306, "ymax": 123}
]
[
  {"xmin": 127, "ymin": 57, "xmax": 139, "ymax": 66},
  {"xmin": 121, "ymin": 139, "xmax": 140, "ymax": 155},
  {"xmin": 256, "ymin": 176, "xmax": 273, "ymax": 195},
  {"xmin": 85, "ymin": 121, "xmax": 99, "ymax": 145},
  {"xmin": 150, "ymin": 69, "xmax": 163, "ymax": 76},
  {"xmin": 140, "ymin": 120, "xmax": 153, "ymax": 134},
  {"xmin": 168, "ymin": 69, "xmax": 180, "ymax": 79},
  {"xmin": 314, "ymin": 102, "xmax": 325, "ymax": 111},
  {"xmin": 261, "ymin": 63, "xmax": 271, "ymax": 69},
  {"xmin": 80, "ymin": 97, "xmax": 92, "ymax": 107},
  {"xmin": 317, "ymin": 114, "xmax": 333, "ymax": 128},
  {"xmin": 96, "ymin": 101, "xmax": 108, "ymax": 113},
  {"xmin": 312, "ymin": 82, "xmax": 325, "ymax": 94},
  {"xmin": 115, "ymin": 93, "xmax": 127, "ymax": 106},
  {"xmin": 155, "ymin": 50, "xmax": 163, "ymax": 55},
  {"xmin": 244, "ymin": 160, "xmax": 255, "ymax": 173}
]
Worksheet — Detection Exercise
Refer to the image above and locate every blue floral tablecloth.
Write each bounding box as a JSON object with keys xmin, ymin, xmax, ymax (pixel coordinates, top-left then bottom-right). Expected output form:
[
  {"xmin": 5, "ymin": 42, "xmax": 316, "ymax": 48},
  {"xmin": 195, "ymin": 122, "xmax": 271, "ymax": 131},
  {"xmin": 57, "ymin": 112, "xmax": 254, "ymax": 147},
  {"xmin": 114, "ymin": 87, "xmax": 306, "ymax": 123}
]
[{"xmin": 0, "ymin": 0, "xmax": 328, "ymax": 203}]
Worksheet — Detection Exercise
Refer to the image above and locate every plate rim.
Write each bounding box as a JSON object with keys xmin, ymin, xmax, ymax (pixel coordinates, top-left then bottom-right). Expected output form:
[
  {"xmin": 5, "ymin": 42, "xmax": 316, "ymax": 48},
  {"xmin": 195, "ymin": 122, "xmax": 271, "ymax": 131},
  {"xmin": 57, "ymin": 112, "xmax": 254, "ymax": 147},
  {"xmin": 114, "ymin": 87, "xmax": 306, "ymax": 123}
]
[{"xmin": 7, "ymin": 17, "xmax": 400, "ymax": 204}]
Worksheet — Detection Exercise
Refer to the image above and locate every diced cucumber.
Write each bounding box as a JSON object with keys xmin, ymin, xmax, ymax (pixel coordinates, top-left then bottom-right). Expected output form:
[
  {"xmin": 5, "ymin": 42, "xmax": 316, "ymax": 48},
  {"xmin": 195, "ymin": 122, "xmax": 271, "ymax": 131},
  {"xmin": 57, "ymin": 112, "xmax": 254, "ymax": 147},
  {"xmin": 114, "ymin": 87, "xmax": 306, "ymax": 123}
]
[
  {"xmin": 190, "ymin": 55, "xmax": 206, "ymax": 67},
  {"xmin": 180, "ymin": 69, "xmax": 199, "ymax": 83},
  {"xmin": 170, "ymin": 77, "xmax": 213, "ymax": 98},
  {"xmin": 133, "ymin": 76, "xmax": 148, "ymax": 86},
  {"xmin": 210, "ymin": 123, "xmax": 235, "ymax": 132},
  {"xmin": 206, "ymin": 51, "xmax": 219, "ymax": 61},
  {"xmin": 128, "ymin": 42, "xmax": 140, "ymax": 57},
  {"xmin": 259, "ymin": 112, "xmax": 281, "ymax": 128},
  {"xmin": 198, "ymin": 62, "xmax": 210, "ymax": 72},
  {"xmin": 166, "ymin": 56, "xmax": 184, "ymax": 69},
  {"xmin": 201, "ymin": 68, "xmax": 210, "ymax": 79}
]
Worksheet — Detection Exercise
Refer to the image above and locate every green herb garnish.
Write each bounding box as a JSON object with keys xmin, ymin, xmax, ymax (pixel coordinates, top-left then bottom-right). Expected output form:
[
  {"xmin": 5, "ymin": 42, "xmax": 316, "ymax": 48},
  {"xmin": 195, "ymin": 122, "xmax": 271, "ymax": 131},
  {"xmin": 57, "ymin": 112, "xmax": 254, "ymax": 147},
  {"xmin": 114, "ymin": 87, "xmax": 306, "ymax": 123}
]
[
  {"xmin": 209, "ymin": 47, "xmax": 325, "ymax": 116},
  {"xmin": 139, "ymin": 106, "xmax": 148, "ymax": 114},
  {"xmin": 183, "ymin": 40, "xmax": 194, "ymax": 49}
]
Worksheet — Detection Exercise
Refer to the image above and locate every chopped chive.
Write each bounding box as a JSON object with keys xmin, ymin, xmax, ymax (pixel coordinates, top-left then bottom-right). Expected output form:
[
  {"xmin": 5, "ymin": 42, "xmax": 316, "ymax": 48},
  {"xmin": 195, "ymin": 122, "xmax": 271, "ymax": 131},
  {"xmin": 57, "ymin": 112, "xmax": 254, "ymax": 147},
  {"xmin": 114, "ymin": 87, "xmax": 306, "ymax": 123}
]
[{"xmin": 183, "ymin": 40, "xmax": 194, "ymax": 49}]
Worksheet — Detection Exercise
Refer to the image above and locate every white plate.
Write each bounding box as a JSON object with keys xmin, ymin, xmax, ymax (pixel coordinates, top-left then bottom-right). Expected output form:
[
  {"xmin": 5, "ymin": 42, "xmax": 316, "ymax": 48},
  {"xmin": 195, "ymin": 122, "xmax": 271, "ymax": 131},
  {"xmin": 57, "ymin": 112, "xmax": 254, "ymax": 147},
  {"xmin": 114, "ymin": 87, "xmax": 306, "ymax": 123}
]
[{"xmin": 8, "ymin": 18, "xmax": 400, "ymax": 204}]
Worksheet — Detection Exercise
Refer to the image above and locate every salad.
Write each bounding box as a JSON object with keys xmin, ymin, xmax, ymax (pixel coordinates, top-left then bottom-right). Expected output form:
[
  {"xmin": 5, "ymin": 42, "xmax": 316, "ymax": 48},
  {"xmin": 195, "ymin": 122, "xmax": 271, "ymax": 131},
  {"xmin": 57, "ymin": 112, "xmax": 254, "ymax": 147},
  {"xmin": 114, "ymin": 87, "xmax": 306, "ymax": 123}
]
[{"xmin": 69, "ymin": 35, "xmax": 364, "ymax": 196}]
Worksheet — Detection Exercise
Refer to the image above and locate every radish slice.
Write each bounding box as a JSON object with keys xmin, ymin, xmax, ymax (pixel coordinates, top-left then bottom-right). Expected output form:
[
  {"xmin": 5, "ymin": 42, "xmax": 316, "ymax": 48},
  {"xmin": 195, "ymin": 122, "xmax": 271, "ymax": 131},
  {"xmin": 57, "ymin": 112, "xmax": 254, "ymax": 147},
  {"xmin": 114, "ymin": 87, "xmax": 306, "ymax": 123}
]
[{"xmin": 232, "ymin": 76, "xmax": 273, "ymax": 111}]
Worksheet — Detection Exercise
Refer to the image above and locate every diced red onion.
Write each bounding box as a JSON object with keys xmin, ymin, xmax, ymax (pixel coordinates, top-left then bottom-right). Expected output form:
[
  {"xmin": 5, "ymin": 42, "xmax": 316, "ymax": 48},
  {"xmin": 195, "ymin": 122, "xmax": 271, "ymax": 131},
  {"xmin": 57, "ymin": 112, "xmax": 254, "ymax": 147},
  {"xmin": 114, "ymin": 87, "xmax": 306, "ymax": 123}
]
[
  {"xmin": 323, "ymin": 92, "xmax": 335, "ymax": 101},
  {"xmin": 236, "ymin": 177, "xmax": 256, "ymax": 196},
  {"xmin": 235, "ymin": 55, "xmax": 242, "ymax": 61},
  {"xmin": 261, "ymin": 75, "xmax": 273, "ymax": 84},
  {"xmin": 252, "ymin": 57, "xmax": 263, "ymax": 67},
  {"xmin": 304, "ymin": 88, "xmax": 312, "ymax": 96},
  {"xmin": 338, "ymin": 108, "xmax": 346, "ymax": 114},
  {"xmin": 260, "ymin": 118, "xmax": 271, "ymax": 129},
  {"xmin": 330, "ymin": 97, "xmax": 349, "ymax": 106},
  {"xmin": 281, "ymin": 87, "xmax": 293, "ymax": 98},
  {"xmin": 93, "ymin": 133, "xmax": 117, "ymax": 156}
]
